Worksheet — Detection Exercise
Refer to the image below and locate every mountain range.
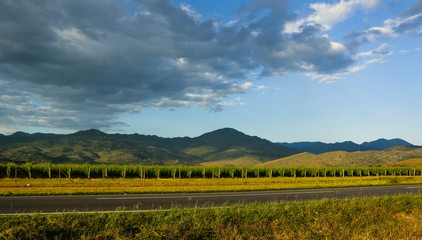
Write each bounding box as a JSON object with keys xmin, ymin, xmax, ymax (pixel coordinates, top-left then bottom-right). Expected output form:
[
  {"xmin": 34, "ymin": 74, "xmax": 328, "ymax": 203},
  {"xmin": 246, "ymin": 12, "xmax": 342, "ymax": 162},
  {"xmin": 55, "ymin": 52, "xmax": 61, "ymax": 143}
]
[
  {"xmin": 0, "ymin": 128, "xmax": 420, "ymax": 167},
  {"xmin": 0, "ymin": 128, "xmax": 299, "ymax": 165},
  {"xmin": 278, "ymin": 138, "xmax": 417, "ymax": 154}
]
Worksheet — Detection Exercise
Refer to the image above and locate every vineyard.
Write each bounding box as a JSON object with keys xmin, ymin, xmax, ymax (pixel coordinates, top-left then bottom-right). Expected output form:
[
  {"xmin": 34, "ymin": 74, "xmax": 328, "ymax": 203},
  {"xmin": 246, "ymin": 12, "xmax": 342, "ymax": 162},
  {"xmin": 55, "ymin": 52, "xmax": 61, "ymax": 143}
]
[{"xmin": 1, "ymin": 163, "xmax": 422, "ymax": 179}]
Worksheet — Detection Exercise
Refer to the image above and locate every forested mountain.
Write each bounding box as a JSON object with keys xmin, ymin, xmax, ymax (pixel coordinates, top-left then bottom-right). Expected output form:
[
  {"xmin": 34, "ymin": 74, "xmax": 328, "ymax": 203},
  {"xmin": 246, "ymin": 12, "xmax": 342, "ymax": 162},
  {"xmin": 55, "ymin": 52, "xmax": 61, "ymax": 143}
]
[
  {"xmin": 0, "ymin": 128, "xmax": 300, "ymax": 165},
  {"xmin": 279, "ymin": 138, "xmax": 418, "ymax": 154},
  {"xmin": 2, "ymin": 128, "xmax": 419, "ymax": 167}
]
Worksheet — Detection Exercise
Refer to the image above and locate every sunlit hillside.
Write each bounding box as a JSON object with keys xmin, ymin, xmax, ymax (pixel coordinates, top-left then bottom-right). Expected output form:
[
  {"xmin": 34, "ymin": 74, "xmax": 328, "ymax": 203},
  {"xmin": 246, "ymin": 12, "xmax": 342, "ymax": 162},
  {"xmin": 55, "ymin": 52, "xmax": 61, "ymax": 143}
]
[{"xmin": 260, "ymin": 146, "xmax": 422, "ymax": 167}]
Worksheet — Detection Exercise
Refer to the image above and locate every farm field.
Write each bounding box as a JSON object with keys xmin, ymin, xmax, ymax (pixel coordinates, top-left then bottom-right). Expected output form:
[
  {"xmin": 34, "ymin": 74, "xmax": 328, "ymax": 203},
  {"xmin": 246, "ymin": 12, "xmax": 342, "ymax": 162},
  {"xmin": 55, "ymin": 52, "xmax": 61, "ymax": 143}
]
[
  {"xmin": 2, "ymin": 163, "xmax": 422, "ymax": 179},
  {"xmin": 1, "ymin": 163, "xmax": 422, "ymax": 195},
  {"xmin": 1, "ymin": 194, "xmax": 422, "ymax": 239},
  {"xmin": 2, "ymin": 176, "xmax": 422, "ymax": 196}
]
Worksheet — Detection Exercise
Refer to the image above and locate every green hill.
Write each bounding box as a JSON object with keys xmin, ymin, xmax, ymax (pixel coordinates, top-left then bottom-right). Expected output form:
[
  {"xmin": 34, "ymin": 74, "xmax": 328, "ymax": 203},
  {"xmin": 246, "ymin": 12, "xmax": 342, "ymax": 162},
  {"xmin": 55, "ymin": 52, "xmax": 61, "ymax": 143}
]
[
  {"xmin": 3, "ymin": 128, "xmax": 421, "ymax": 167},
  {"xmin": 0, "ymin": 128, "xmax": 300, "ymax": 165},
  {"xmin": 186, "ymin": 128, "xmax": 299, "ymax": 166}
]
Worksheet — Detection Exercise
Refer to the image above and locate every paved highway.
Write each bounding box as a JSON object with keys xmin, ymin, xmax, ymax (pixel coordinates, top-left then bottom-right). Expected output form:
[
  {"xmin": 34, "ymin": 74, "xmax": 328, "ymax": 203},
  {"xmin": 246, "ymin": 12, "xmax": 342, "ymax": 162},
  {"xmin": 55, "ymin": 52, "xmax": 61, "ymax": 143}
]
[{"xmin": 1, "ymin": 185, "xmax": 422, "ymax": 214}]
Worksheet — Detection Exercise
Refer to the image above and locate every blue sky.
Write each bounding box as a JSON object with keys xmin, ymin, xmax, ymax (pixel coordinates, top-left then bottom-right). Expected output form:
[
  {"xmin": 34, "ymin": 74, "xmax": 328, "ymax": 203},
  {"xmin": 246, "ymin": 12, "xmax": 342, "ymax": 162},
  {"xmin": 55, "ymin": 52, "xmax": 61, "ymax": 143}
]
[{"xmin": 0, "ymin": 0, "xmax": 421, "ymax": 144}]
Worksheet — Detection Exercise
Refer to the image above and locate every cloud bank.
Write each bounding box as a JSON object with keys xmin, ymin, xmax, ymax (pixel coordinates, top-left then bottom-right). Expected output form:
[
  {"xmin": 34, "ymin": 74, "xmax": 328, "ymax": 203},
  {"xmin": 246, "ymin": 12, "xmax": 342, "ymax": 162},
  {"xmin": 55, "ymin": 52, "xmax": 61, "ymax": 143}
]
[{"xmin": 0, "ymin": 0, "xmax": 420, "ymax": 131}]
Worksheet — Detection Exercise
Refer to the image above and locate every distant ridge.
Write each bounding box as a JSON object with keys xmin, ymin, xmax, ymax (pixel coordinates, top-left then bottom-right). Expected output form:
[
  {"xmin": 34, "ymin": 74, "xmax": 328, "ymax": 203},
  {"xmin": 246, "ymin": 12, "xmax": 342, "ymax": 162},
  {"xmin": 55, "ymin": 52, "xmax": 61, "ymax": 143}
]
[
  {"xmin": 0, "ymin": 131, "xmax": 60, "ymax": 146},
  {"xmin": 0, "ymin": 128, "xmax": 300, "ymax": 165},
  {"xmin": 70, "ymin": 129, "xmax": 108, "ymax": 137},
  {"xmin": 361, "ymin": 138, "xmax": 416, "ymax": 150},
  {"xmin": 279, "ymin": 138, "xmax": 418, "ymax": 154},
  {"xmin": 1, "ymin": 128, "xmax": 420, "ymax": 166}
]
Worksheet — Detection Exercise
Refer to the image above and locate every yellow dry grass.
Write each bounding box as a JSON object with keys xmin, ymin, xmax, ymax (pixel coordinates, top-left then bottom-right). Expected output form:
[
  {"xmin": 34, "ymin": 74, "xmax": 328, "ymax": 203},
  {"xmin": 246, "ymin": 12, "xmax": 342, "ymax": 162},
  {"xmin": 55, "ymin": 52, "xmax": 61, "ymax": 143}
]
[
  {"xmin": 388, "ymin": 158, "xmax": 422, "ymax": 167},
  {"xmin": 1, "ymin": 176, "xmax": 422, "ymax": 196}
]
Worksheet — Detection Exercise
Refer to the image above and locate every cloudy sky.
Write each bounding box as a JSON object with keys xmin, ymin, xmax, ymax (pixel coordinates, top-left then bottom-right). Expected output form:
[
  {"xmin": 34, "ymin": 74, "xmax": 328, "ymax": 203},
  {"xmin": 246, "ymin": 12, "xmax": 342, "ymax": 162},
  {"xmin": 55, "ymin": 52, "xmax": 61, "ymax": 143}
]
[{"xmin": 1, "ymin": 0, "xmax": 421, "ymax": 144}]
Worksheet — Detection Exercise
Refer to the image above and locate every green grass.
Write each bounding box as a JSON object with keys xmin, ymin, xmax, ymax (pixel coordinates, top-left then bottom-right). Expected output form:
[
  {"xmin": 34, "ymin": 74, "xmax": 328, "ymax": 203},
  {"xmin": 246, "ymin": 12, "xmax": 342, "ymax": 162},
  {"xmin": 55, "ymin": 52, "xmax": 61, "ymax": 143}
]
[{"xmin": 1, "ymin": 195, "xmax": 422, "ymax": 239}]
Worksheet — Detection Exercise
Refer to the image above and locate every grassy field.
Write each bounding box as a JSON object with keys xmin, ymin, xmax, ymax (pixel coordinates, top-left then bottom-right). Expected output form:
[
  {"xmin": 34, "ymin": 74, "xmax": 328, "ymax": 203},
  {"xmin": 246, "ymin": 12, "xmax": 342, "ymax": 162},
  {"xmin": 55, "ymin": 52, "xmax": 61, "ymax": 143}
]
[
  {"xmin": 1, "ymin": 176, "xmax": 422, "ymax": 196},
  {"xmin": 1, "ymin": 194, "xmax": 422, "ymax": 239}
]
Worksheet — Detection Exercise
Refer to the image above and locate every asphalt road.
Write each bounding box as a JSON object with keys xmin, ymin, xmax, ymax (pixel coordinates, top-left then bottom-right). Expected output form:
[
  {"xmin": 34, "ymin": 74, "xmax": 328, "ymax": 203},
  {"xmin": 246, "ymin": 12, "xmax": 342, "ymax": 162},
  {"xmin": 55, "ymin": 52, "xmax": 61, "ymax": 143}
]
[{"xmin": 1, "ymin": 184, "xmax": 422, "ymax": 214}]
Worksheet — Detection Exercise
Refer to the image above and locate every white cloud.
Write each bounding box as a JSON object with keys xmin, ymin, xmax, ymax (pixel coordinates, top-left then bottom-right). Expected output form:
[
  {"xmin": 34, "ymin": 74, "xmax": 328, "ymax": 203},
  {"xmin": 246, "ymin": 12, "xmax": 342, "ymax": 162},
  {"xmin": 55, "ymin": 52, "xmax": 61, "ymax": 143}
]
[
  {"xmin": 256, "ymin": 85, "xmax": 269, "ymax": 94},
  {"xmin": 305, "ymin": 43, "xmax": 395, "ymax": 83},
  {"xmin": 225, "ymin": 19, "xmax": 239, "ymax": 27},
  {"xmin": 306, "ymin": 53, "xmax": 389, "ymax": 83},
  {"xmin": 153, "ymin": 98, "xmax": 191, "ymax": 108},
  {"xmin": 283, "ymin": 19, "xmax": 306, "ymax": 34},
  {"xmin": 274, "ymin": 38, "xmax": 346, "ymax": 59},
  {"xmin": 257, "ymin": 85, "xmax": 268, "ymax": 91},
  {"xmin": 218, "ymin": 97, "xmax": 244, "ymax": 107},
  {"xmin": 363, "ymin": 13, "xmax": 422, "ymax": 40},
  {"xmin": 356, "ymin": 43, "xmax": 393, "ymax": 58},
  {"xmin": 329, "ymin": 40, "xmax": 347, "ymax": 53},
  {"xmin": 284, "ymin": 0, "xmax": 379, "ymax": 33},
  {"xmin": 180, "ymin": 4, "xmax": 202, "ymax": 21},
  {"xmin": 240, "ymin": 82, "xmax": 253, "ymax": 91},
  {"xmin": 150, "ymin": 82, "xmax": 253, "ymax": 111},
  {"xmin": 305, "ymin": 72, "xmax": 342, "ymax": 83}
]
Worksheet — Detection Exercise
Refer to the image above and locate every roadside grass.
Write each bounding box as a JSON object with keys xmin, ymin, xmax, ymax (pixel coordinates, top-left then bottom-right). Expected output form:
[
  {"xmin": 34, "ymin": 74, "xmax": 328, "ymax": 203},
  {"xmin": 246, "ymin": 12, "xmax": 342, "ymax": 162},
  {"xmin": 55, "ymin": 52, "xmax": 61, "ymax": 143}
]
[
  {"xmin": 1, "ymin": 176, "xmax": 422, "ymax": 196},
  {"xmin": 1, "ymin": 195, "xmax": 422, "ymax": 239}
]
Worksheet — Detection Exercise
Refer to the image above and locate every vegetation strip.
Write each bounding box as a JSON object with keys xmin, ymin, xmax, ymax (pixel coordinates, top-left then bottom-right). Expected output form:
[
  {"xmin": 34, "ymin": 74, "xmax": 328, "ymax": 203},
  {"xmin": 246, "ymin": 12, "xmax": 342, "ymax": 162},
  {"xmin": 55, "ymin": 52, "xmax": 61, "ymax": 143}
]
[
  {"xmin": 1, "ymin": 195, "xmax": 422, "ymax": 239},
  {"xmin": 1, "ymin": 163, "xmax": 422, "ymax": 179}
]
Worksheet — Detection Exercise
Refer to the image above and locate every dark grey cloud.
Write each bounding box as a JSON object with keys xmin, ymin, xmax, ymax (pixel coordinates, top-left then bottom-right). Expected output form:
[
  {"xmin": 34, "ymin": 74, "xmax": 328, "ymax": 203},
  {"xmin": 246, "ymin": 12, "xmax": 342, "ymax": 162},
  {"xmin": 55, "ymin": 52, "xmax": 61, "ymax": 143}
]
[
  {"xmin": 0, "ymin": 0, "xmax": 355, "ymax": 131},
  {"xmin": 401, "ymin": 0, "xmax": 422, "ymax": 17},
  {"xmin": 394, "ymin": 14, "xmax": 422, "ymax": 34},
  {"xmin": 0, "ymin": 80, "xmax": 128, "ymax": 131}
]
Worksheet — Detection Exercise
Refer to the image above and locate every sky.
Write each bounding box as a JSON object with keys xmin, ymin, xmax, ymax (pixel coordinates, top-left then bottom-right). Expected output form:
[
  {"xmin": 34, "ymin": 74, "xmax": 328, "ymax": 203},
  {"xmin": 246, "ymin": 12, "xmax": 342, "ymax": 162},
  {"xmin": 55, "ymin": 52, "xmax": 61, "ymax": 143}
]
[{"xmin": 0, "ymin": 0, "xmax": 422, "ymax": 144}]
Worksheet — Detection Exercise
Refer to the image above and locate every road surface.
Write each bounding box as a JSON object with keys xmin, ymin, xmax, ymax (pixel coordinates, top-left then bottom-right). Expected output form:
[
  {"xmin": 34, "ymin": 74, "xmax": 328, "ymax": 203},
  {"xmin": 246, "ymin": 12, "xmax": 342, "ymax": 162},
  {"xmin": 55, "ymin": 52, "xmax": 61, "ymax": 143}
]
[{"xmin": 1, "ymin": 184, "xmax": 422, "ymax": 214}]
